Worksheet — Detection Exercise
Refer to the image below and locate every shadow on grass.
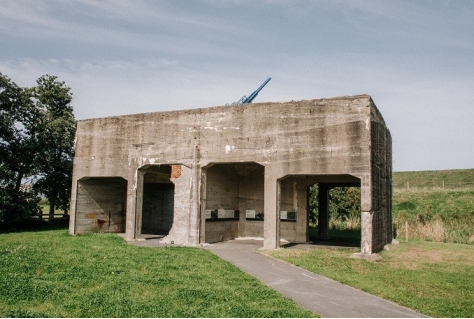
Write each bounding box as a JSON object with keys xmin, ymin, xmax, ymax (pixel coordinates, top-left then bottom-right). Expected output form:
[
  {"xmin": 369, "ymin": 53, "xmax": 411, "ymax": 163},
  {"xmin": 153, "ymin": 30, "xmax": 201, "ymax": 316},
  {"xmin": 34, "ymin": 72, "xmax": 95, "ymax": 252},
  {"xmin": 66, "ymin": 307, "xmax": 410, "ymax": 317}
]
[
  {"xmin": 0, "ymin": 217, "xmax": 69, "ymax": 234},
  {"xmin": 306, "ymin": 226, "xmax": 361, "ymax": 248}
]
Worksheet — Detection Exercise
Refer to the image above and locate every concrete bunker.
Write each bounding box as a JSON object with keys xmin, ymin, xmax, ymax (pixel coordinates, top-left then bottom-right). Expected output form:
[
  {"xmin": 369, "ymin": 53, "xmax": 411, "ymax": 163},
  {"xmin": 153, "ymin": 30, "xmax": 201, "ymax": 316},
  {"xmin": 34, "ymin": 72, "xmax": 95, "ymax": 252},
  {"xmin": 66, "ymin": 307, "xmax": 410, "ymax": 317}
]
[{"xmin": 69, "ymin": 95, "xmax": 392, "ymax": 256}]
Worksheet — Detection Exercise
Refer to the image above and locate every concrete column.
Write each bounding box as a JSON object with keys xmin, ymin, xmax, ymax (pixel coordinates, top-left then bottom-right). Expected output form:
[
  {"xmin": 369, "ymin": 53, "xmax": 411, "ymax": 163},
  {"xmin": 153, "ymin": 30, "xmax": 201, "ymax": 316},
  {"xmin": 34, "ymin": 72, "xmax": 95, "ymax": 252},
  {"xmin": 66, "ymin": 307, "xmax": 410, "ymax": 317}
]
[
  {"xmin": 361, "ymin": 211, "xmax": 373, "ymax": 254},
  {"xmin": 187, "ymin": 142, "xmax": 201, "ymax": 246},
  {"xmin": 295, "ymin": 180, "xmax": 309, "ymax": 242},
  {"xmin": 199, "ymin": 167, "xmax": 207, "ymax": 244},
  {"xmin": 318, "ymin": 183, "xmax": 330, "ymax": 239},
  {"xmin": 263, "ymin": 173, "xmax": 280, "ymax": 249},
  {"xmin": 360, "ymin": 179, "xmax": 373, "ymax": 254},
  {"xmin": 126, "ymin": 169, "xmax": 143, "ymax": 241},
  {"xmin": 69, "ymin": 178, "xmax": 78, "ymax": 235}
]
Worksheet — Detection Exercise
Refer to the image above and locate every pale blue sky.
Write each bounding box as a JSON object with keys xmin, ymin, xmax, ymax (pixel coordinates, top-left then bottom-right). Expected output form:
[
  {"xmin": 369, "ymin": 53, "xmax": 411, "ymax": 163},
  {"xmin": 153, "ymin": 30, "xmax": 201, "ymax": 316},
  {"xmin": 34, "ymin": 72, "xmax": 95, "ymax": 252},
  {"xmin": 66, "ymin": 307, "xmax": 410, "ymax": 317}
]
[{"xmin": 1, "ymin": 0, "xmax": 473, "ymax": 172}]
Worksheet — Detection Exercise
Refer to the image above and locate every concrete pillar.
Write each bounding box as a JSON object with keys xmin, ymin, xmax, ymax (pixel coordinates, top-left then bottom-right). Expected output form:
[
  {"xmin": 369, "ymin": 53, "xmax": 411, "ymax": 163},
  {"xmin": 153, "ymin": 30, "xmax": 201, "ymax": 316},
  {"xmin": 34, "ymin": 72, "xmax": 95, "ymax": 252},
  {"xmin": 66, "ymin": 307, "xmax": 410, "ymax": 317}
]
[
  {"xmin": 199, "ymin": 167, "xmax": 207, "ymax": 244},
  {"xmin": 295, "ymin": 180, "xmax": 309, "ymax": 242},
  {"xmin": 69, "ymin": 179, "xmax": 78, "ymax": 235},
  {"xmin": 263, "ymin": 173, "xmax": 280, "ymax": 249},
  {"xmin": 126, "ymin": 169, "xmax": 143, "ymax": 241},
  {"xmin": 318, "ymin": 183, "xmax": 330, "ymax": 239},
  {"xmin": 187, "ymin": 142, "xmax": 201, "ymax": 246},
  {"xmin": 360, "ymin": 178, "xmax": 373, "ymax": 254},
  {"xmin": 361, "ymin": 211, "xmax": 373, "ymax": 254}
]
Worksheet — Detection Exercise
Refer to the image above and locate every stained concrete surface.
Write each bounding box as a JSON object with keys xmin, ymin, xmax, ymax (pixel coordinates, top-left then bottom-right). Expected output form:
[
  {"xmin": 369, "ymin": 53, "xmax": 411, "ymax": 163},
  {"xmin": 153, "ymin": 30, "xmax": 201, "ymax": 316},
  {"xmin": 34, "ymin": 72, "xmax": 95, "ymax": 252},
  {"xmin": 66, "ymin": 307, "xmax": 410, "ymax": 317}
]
[{"xmin": 204, "ymin": 239, "xmax": 428, "ymax": 318}]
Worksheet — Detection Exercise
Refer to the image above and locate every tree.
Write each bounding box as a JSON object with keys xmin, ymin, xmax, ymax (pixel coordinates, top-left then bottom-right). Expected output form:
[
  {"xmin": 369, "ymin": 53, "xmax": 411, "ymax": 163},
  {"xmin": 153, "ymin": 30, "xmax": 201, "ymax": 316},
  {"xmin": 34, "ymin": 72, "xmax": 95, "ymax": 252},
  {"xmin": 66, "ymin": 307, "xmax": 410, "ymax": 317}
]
[
  {"xmin": 0, "ymin": 72, "xmax": 76, "ymax": 225},
  {"xmin": 32, "ymin": 75, "xmax": 76, "ymax": 219},
  {"xmin": 0, "ymin": 73, "xmax": 42, "ymax": 223},
  {"xmin": 308, "ymin": 185, "xmax": 361, "ymax": 229}
]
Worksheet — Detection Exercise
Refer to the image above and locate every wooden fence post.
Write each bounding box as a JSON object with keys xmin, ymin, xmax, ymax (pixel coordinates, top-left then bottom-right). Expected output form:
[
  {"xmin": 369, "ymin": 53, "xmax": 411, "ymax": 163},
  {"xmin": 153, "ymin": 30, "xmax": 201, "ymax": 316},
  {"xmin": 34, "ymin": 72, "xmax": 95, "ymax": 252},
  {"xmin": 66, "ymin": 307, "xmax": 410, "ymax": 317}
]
[{"xmin": 405, "ymin": 221, "xmax": 409, "ymax": 242}]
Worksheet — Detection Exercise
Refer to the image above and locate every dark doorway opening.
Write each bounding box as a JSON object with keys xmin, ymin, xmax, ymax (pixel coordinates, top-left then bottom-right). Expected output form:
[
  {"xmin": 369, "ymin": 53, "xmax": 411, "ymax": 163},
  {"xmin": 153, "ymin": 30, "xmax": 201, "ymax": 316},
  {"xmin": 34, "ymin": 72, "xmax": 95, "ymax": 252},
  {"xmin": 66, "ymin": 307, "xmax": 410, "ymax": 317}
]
[
  {"xmin": 142, "ymin": 183, "xmax": 174, "ymax": 235},
  {"xmin": 139, "ymin": 165, "xmax": 175, "ymax": 237}
]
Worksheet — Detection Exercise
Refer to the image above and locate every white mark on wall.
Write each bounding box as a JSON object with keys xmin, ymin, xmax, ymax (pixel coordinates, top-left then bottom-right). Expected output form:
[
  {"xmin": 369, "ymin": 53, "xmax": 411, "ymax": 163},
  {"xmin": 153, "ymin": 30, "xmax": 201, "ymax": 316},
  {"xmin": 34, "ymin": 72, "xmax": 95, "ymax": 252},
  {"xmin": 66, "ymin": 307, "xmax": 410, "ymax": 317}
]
[
  {"xmin": 203, "ymin": 123, "xmax": 241, "ymax": 132},
  {"xmin": 133, "ymin": 170, "xmax": 138, "ymax": 191},
  {"xmin": 203, "ymin": 122, "xmax": 219, "ymax": 131},
  {"xmin": 225, "ymin": 145, "xmax": 234, "ymax": 154},
  {"xmin": 365, "ymin": 118, "xmax": 370, "ymax": 130},
  {"xmin": 261, "ymin": 148, "xmax": 276, "ymax": 157}
]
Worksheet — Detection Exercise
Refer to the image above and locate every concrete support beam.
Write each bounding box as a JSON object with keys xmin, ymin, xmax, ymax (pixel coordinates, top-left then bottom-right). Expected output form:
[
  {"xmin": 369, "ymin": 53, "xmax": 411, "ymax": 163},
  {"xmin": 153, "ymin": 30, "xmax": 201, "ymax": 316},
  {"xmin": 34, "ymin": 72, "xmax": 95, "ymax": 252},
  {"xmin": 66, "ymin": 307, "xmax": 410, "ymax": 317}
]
[
  {"xmin": 69, "ymin": 179, "xmax": 77, "ymax": 235},
  {"xmin": 188, "ymin": 162, "xmax": 201, "ymax": 246},
  {"xmin": 361, "ymin": 211, "xmax": 374, "ymax": 254},
  {"xmin": 264, "ymin": 174, "xmax": 280, "ymax": 249},
  {"xmin": 318, "ymin": 184, "xmax": 330, "ymax": 239},
  {"xmin": 126, "ymin": 170, "xmax": 143, "ymax": 240},
  {"xmin": 295, "ymin": 180, "xmax": 309, "ymax": 242},
  {"xmin": 199, "ymin": 167, "xmax": 207, "ymax": 244}
]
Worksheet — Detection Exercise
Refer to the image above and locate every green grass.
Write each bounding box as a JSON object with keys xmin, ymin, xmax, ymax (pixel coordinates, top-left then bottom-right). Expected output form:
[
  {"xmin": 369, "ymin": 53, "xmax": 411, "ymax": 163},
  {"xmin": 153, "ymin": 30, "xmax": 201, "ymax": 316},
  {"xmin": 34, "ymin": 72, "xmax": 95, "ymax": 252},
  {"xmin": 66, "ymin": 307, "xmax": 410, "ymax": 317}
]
[
  {"xmin": 0, "ymin": 229, "xmax": 315, "ymax": 318},
  {"xmin": 393, "ymin": 169, "xmax": 474, "ymax": 189},
  {"xmin": 308, "ymin": 226, "xmax": 360, "ymax": 246},
  {"xmin": 267, "ymin": 240, "xmax": 474, "ymax": 318},
  {"xmin": 393, "ymin": 188, "xmax": 474, "ymax": 218}
]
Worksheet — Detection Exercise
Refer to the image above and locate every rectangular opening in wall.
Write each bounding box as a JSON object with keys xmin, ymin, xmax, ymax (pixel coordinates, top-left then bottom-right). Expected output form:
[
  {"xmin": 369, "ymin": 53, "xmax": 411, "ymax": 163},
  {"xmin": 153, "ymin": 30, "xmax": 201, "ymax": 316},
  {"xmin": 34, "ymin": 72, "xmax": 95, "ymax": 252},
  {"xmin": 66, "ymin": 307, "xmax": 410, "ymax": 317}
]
[
  {"xmin": 75, "ymin": 177, "xmax": 127, "ymax": 234},
  {"xmin": 141, "ymin": 182, "xmax": 174, "ymax": 235}
]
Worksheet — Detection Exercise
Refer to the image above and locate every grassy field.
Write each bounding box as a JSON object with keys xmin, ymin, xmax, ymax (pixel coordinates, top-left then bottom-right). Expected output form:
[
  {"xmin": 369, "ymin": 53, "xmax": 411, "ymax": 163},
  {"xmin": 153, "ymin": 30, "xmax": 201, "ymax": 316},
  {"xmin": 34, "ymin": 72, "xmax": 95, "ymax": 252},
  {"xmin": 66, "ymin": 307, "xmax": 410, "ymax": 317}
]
[
  {"xmin": 267, "ymin": 240, "xmax": 474, "ymax": 318},
  {"xmin": 0, "ymin": 229, "xmax": 315, "ymax": 318}
]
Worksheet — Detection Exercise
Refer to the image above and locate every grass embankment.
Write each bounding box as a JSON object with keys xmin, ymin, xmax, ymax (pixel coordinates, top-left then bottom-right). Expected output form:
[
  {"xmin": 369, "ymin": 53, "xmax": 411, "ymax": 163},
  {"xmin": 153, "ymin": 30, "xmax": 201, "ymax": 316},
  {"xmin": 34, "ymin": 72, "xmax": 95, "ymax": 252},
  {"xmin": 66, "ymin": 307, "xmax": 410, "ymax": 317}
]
[
  {"xmin": 0, "ymin": 230, "xmax": 315, "ymax": 318},
  {"xmin": 268, "ymin": 240, "xmax": 474, "ymax": 318},
  {"xmin": 392, "ymin": 169, "xmax": 474, "ymax": 244}
]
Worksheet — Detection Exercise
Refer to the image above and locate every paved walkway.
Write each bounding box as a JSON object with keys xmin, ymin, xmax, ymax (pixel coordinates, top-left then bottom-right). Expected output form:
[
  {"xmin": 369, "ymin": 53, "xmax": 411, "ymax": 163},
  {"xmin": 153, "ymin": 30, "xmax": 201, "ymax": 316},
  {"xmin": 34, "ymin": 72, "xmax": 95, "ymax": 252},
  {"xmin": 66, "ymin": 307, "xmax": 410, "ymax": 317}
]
[{"xmin": 204, "ymin": 239, "xmax": 428, "ymax": 318}]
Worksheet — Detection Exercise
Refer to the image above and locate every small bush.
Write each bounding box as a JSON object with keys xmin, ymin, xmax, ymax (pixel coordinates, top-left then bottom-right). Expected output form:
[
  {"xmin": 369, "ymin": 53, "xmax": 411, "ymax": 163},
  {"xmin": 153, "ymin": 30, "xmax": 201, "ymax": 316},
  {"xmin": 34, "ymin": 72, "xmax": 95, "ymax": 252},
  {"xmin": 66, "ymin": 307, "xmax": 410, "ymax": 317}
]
[{"xmin": 0, "ymin": 187, "xmax": 41, "ymax": 226}]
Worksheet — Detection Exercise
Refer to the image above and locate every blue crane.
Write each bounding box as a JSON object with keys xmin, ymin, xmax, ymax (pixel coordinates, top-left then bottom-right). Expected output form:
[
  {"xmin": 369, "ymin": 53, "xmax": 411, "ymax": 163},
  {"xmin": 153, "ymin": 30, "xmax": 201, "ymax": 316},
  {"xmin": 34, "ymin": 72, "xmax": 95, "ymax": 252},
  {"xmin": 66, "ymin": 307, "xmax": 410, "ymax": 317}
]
[{"xmin": 231, "ymin": 77, "xmax": 271, "ymax": 105}]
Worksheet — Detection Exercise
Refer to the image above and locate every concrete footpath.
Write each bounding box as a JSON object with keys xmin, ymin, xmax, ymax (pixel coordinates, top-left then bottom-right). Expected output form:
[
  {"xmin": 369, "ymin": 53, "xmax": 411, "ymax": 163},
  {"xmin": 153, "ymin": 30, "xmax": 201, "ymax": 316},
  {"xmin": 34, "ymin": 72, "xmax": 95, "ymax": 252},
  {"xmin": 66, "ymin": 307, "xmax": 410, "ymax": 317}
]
[{"xmin": 205, "ymin": 239, "xmax": 428, "ymax": 318}]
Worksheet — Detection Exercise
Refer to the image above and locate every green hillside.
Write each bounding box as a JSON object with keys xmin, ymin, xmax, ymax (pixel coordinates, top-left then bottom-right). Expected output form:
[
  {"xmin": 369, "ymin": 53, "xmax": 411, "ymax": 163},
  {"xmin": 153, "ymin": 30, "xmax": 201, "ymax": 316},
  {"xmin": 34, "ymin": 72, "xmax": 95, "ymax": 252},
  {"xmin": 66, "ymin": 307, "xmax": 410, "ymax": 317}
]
[
  {"xmin": 392, "ymin": 169, "xmax": 474, "ymax": 244},
  {"xmin": 393, "ymin": 169, "xmax": 474, "ymax": 190}
]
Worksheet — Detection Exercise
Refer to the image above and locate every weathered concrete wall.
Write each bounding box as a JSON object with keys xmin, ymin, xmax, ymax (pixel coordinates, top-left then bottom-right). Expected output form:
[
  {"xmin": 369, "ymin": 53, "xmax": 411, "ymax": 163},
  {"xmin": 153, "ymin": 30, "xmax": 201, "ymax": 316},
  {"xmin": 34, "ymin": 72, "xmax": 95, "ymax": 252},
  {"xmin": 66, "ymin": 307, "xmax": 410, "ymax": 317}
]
[
  {"xmin": 205, "ymin": 220, "xmax": 239, "ymax": 243},
  {"xmin": 238, "ymin": 165, "xmax": 264, "ymax": 238},
  {"xmin": 370, "ymin": 103, "xmax": 393, "ymax": 253},
  {"xmin": 206, "ymin": 165, "xmax": 240, "ymax": 211},
  {"xmin": 70, "ymin": 94, "xmax": 392, "ymax": 254},
  {"xmin": 75, "ymin": 177, "xmax": 127, "ymax": 233}
]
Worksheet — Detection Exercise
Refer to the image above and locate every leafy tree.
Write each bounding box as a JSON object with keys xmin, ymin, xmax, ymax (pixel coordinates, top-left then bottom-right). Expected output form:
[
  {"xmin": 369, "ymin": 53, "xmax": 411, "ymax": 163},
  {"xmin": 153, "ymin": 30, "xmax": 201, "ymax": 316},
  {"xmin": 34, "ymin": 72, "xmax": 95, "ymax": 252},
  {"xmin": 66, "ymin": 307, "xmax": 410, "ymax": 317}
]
[
  {"xmin": 308, "ymin": 185, "xmax": 361, "ymax": 229},
  {"xmin": 308, "ymin": 185, "xmax": 319, "ymax": 224},
  {"xmin": 32, "ymin": 75, "xmax": 76, "ymax": 219},
  {"xmin": 0, "ymin": 73, "xmax": 75, "ymax": 225},
  {"xmin": 0, "ymin": 73, "xmax": 39, "ymax": 191},
  {"xmin": 0, "ymin": 73, "xmax": 41, "ymax": 223},
  {"xmin": 328, "ymin": 187, "xmax": 361, "ymax": 229}
]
